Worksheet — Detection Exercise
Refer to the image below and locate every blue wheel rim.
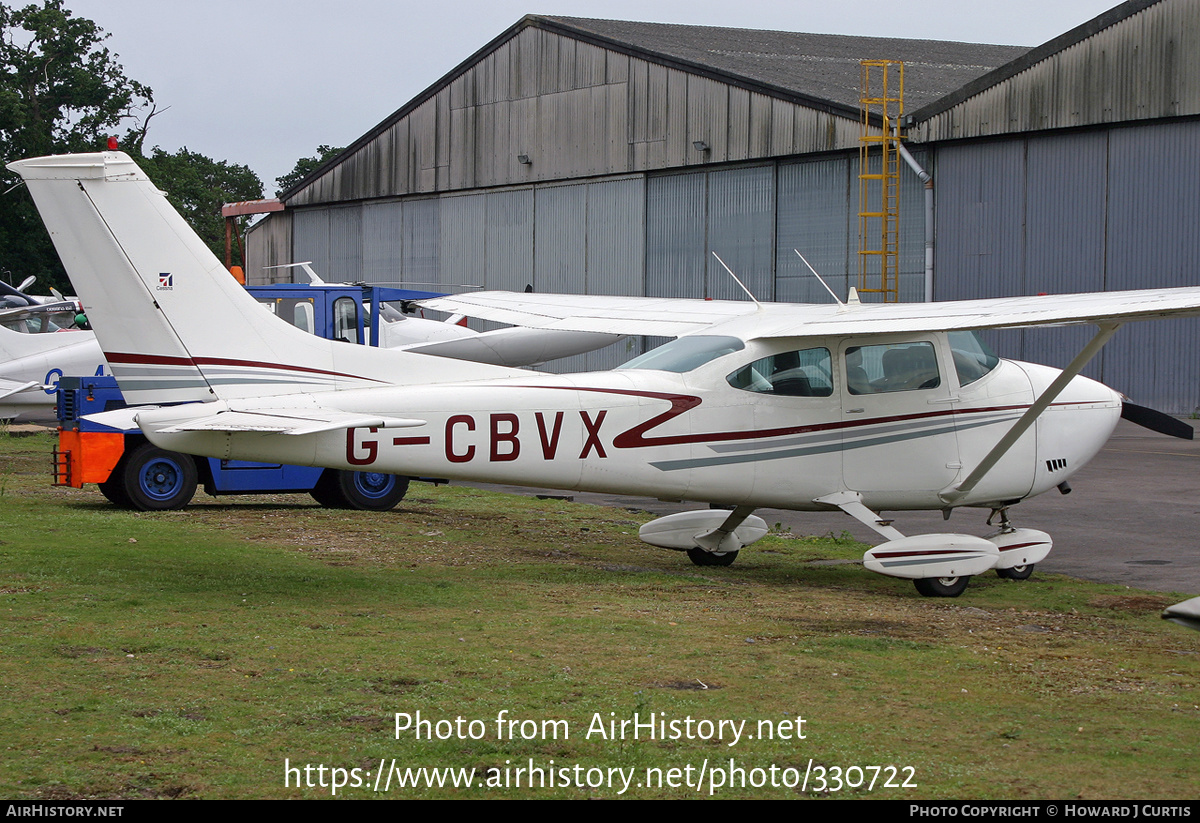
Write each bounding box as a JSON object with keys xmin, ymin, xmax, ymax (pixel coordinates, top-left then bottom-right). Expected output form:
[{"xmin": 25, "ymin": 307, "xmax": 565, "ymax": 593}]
[
  {"xmin": 139, "ymin": 457, "xmax": 184, "ymax": 501},
  {"xmin": 353, "ymin": 472, "xmax": 395, "ymax": 499}
]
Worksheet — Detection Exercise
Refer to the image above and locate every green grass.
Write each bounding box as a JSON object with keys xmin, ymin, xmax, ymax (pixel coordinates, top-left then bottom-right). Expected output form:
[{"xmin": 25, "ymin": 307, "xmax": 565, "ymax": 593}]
[{"xmin": 1, "ymin": 432, "xmax": 1197, "ymax": 799}]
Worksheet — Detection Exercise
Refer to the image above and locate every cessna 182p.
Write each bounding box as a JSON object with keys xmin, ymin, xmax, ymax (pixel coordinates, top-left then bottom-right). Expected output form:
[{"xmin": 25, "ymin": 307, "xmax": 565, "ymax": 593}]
[{"xmin": 12, "ymin": 151, "xmax": 1200, "ymax": 597}]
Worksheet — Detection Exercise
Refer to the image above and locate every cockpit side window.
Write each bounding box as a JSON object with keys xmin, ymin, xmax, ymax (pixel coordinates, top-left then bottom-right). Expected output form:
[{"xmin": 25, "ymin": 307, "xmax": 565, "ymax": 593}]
[
  {"xmin": 948, "ymin": 330, "xmax": 999, "ymax": 386},
  {"xmin": 727, "ymin": 347, "xmax": 833, "ymax": 397},
  {"xmin": 845, "ymin": 341, "xmax": 941, "ymax": 394}
]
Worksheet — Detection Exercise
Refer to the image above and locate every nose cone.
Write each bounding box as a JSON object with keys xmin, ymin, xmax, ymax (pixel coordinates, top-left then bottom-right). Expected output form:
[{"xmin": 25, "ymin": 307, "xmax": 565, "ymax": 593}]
[{"xmin": 1016, "ymin": 362, "xmax": 1122, "ymax": 497}]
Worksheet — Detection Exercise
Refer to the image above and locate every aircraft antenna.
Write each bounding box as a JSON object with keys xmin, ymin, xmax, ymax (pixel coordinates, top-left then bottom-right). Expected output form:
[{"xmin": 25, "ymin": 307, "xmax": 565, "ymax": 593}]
[
  {"xmin": 794, "ymin": 249, "xmax": 845, "ymax": 306},
  {"xmin": 711, "ymin": 252, "xmax": 761, "ymax": 308}
]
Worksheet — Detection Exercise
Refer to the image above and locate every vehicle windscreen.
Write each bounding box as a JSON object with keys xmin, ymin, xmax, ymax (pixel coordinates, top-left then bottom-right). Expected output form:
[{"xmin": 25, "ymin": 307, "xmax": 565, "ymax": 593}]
[{"xmin": 620, "ymin": 335, "xmax": 745, "ymax": 373}]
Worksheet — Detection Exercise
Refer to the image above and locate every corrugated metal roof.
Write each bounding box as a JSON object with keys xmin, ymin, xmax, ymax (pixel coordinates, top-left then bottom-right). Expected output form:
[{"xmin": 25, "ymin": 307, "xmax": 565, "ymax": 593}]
[
  {"xmin": 909, "ymin": 0, "xmax": 1164, "ymax": 123},
  {"xmin": 538, "ymin": 17, "xmax": 1029, "ymax": 115},
  {"xmin": 280, "ymin": 15, "xmax": 1028, "ymax": 200}
]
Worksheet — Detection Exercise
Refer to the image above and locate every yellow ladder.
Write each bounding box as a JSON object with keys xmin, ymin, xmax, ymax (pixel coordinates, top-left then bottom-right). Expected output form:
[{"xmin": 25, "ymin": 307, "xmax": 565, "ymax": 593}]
[{"xmin": 858, "ymin": 60, "xmax": 904, "ymax": 302}]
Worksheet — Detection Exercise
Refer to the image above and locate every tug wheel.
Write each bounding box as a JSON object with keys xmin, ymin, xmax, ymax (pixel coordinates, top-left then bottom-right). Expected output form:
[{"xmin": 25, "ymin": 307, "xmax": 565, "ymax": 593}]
[{"xmin": 121, "ymin": 443, "xmax": 198, "ymax": 511}]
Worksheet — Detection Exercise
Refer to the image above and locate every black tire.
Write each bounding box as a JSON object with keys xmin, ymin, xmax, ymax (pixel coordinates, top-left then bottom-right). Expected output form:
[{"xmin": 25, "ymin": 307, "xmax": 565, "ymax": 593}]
[
  {"xmin": 913, "ymin": 575, "xmax": 971, "ymax": 598},
  {"xmin": 308, "ymin": 473, "xmax": 345, "ymax": 507},
  {"xmin": 98, "ymin": 468, "xmax": 133, "ymax": 508},
  {"xmin": 311, "ymin": 469, "xmax": 408, "ymax": 511},
  {"xmin": 687, "ymin": 547, "xmax": 739, "ymax": 567},
  {"xmin": 121, "ymin": 443, "xmax": 198, "ymax": 511},
  {"xmin": 996, "ymin": 564, "xmax": 1034, "ymax": 580}
]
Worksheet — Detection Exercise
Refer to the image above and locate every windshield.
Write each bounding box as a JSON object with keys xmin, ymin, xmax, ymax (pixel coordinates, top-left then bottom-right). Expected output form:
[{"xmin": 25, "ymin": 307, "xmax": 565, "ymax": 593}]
[
  {"xmin": 948, "ymin": 331, "xmax": 999, "ymax": 386},
  {"xmin": 1, "ymin": 310, "xmax": 72, "ymax": 334},
  {"xmin": 620, "ymin": 335, "xmax": 745, "ymax": 373}
]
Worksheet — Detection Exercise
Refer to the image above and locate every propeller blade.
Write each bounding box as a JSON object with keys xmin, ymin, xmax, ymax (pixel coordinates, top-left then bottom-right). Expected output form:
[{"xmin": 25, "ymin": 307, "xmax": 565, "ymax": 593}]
[{"xmin": 1121, "ymin": 402, "xmax": 1195, "ymax": 440}]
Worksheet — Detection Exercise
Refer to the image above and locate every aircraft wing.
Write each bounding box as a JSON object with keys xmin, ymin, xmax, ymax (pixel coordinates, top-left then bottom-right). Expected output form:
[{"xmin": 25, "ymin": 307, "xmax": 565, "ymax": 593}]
[
  {"xmin": 420, "ymin": 286, "xmax": 1200, "ymax": 339},
  {"xmin": 736, "ymin": 285, "xmax": 1200, "ymax": 338},
  {"xmin": 418, "ymin": 292, "xmax": 759, "ymax": 337},
  {"xmin": 0, "ymin": 299, "xmax": 82, "ymax": 324}
]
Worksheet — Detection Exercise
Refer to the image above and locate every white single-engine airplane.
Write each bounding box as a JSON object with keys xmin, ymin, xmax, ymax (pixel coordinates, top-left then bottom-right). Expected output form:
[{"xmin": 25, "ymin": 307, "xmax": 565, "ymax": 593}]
[
  {"xmin": 0, "ymin": 296, "xmax": 105, "ymax": 421},
  {"xmin": 13, "ymin": 151, "xmax": 1200, "ymax": 597}
]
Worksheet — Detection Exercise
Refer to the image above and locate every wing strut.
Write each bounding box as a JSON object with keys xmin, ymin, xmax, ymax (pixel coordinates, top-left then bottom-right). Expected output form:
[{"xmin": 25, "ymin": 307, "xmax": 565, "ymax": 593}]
[{"xmin": 940, "ymin": 322, "xmax": 1122, "ymax": 506}]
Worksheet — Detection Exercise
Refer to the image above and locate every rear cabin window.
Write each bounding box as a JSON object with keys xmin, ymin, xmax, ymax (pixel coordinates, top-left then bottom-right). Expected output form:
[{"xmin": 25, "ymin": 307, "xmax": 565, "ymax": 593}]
[
  {"xmin": 727, "ymin": 347, "xmax": 833, "ymax": 397},
  {"xmin": 845, "ymin": 341, "xmax": 941, "ymax": 394}
]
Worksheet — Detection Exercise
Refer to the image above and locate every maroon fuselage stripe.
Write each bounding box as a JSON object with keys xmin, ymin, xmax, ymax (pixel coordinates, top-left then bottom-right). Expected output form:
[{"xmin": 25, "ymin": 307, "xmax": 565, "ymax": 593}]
[
  {"xmin": 514, "ymin": 385, "xmax": 1091, "ymax": 450},
  {"xmin": 104, "ymin": 352, "xmax": 386, "ymax": 383}
]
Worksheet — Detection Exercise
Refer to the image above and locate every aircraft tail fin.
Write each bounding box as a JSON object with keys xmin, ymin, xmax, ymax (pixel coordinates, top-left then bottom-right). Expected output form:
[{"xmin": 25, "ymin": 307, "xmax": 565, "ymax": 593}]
[{"xmin": 9, "ymin": 152, "xmax": 520, "ymax": 405}]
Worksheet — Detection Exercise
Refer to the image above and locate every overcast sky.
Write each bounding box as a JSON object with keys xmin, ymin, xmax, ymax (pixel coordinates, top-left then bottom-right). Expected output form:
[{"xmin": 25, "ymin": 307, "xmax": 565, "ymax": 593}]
[{"xmin": 62, "ymin": 0, "xmax": 1121, "ymax": 193}]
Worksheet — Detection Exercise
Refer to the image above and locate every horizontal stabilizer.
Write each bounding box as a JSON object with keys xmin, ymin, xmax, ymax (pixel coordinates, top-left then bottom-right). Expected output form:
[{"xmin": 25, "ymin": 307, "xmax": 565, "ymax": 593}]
[
  {"xmin": 0, "ymin": 378, "xmax": 43, "ymax": 400},
  {"xmin": 155, "ymin": 409, "xmax": 426, "ymax": 436}
]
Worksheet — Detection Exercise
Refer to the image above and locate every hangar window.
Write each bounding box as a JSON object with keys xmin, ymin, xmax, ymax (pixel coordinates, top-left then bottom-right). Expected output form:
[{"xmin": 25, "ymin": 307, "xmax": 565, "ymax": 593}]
[
  {"xmin": 621, "ymin": 335, "xmax": 745, "ymax": 373},
  {"xmin": 727, "ymin": 347, "xmax": 833, "ymax": 396},
  {"xmin": 845, "ymin": 341, "xmax": 940, "ymax": 394}
]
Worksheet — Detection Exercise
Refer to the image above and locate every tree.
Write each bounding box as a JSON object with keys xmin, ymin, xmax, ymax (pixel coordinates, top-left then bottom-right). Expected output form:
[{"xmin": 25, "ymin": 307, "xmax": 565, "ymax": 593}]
[
  {"xmin": 0, "ymin": 1, "xmax": 154, "ymax": 291},
  {"xmin": 136, "ymin": 147, "xmax": 262, "ymax": 268},
  {"xmin": 275, "ymin": 144, "xmax": 343, "ymax": 196}
]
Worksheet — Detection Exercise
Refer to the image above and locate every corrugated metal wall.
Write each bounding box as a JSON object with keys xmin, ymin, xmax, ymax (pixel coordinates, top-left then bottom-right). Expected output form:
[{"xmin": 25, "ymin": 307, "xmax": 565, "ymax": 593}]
[
  {"xmin": 914, "ymin": 0, "xmax": 1200, "ymax": 142},
  {"xmin": 934, "ymin": 119, "xmax": 1200, "ymax": 412},
  {"xmin": 245, "ymin": 210, "xmax": 293, "ymax": 282},
  {"xmin": 287, "ymin": 25, "xmax": 859, "ymax": 207},
  {"xmin": 644, "ymin": 154, "xmax": 928, "ymax": 305},
  {"xmin": 253, "ymin": 116, "xmax": 1200, "ymax": 410}
]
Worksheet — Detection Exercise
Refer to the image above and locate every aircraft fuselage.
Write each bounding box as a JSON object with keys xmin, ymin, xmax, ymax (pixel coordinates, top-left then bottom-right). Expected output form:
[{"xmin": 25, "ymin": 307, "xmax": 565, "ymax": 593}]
[{"xmin": 141, "ymin": 332, "xmax": 1122, "ymax": 513}]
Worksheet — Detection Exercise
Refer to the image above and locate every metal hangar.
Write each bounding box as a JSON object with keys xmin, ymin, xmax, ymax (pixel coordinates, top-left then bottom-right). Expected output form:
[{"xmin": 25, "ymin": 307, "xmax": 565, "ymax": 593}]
[{"xmin": 248, "ymin": 0, "xmax": 1200, "ymax": 412}]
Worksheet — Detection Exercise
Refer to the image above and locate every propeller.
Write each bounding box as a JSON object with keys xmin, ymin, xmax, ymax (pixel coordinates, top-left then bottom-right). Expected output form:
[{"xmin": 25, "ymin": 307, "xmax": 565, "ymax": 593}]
[{"xmin": 1121, "ymin": 402, "xmax": 1195, "ymax": 440}]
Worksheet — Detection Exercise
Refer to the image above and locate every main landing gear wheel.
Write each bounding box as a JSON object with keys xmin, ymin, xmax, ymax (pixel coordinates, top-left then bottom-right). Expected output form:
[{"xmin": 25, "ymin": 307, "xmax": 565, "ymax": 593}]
[
  {"xmin": 687, "ymin": 547, "xmax": 739, "ymax": 567},
  {"xmin": 996, "ymin": 564, "xmax": 1034, "ymax": 580},
  {"xmin": 913, "ymin": 576, "xmax": 971, "ymax": 598},
  {"xmin": 121, "ymin": 443, "xmax": 198, "ymax": 511},
  {"xmin": 311, "ymin": 469, "xmax": 409, "ymax": 511}
]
